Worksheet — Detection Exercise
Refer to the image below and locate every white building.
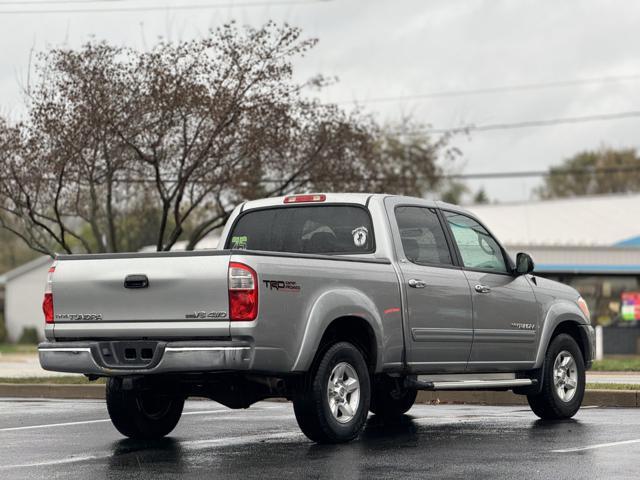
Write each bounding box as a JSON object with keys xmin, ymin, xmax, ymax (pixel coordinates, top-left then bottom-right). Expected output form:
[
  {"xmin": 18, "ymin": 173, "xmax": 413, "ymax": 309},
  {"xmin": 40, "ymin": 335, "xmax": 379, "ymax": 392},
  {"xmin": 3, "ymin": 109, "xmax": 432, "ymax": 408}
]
[
  {"xmin": 1, "ymin": 256, "xmax": 52, "ymax": 342},
  {"xmin": 0, "ymin": 236, "xmax": 221, "ymax": 343},
  {"xmin": 468, "ymin": 193, "xmax": 640, "ymax": 350},
  {"xmin": 468, "ymin": 193, "xmax": 640, "ymax": 274}
]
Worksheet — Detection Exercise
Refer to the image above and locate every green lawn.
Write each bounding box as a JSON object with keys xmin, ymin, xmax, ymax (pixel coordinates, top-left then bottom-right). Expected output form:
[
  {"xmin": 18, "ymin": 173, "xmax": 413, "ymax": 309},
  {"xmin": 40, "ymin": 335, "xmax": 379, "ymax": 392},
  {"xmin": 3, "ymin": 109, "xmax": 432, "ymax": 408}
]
[
  {"xmin": 0, "ymin": 376, "xmax": 105, "ymax": 384},
  {"xmin": 592, "ymin": 357, "xmax": 640, "ymax": 372},
  {"xmin": 586, "ymin": 382, "xmax": 639, "ymax": 391},
  {"xmin": 0, "ymin": 344, "xmax": 37, "ymax": 354}
]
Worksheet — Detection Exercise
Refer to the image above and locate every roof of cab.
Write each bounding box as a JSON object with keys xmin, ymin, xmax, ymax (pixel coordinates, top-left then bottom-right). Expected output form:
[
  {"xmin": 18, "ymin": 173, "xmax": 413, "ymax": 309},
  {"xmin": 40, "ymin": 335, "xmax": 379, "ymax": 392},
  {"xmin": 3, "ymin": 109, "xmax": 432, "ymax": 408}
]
[
  {"xmin": 240, "ymin": 193, "xmax": 473, "ymax": 216},
  {"xmin": 241, "ymin": 193, "xmax": 376, "ymax": 210}
]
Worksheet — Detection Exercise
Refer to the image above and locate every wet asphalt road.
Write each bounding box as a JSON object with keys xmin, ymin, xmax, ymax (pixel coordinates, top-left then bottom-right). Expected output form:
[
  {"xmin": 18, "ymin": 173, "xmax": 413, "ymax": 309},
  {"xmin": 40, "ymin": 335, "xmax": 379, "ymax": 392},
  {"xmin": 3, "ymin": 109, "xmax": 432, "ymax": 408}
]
[{"xmin": 1, "ymin": 398, "xmax": 639, "ymax": 479}]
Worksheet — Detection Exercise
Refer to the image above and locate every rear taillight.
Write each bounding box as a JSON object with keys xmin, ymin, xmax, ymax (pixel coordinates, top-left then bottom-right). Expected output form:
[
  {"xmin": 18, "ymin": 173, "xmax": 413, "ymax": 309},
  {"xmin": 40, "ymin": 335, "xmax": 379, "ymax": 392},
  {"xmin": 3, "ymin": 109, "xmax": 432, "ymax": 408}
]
[
  {"xmin": 43, "ymin": 263, "xmax": 56, "ymax": 324},
  {"xmin": 228, "ymin": 262, "xmax": 258, "ymax": 321},
  {"xmin": 43, "ymin": 293, "xmax": 54, "ymax": 324}
]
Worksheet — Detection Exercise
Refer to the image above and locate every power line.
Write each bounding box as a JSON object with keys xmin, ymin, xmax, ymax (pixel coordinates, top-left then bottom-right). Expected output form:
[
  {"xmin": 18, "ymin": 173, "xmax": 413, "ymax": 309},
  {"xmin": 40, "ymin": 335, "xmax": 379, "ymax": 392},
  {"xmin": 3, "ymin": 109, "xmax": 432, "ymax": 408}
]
[
  {"xmin": 258, "ymin": 166, "xmax": 640, "ymax": 182},
  {"xmin": 336, "ymin": 73, "xmax": 640, "ymax": 104},
  {"xmin": 18, "ymin": 165, "xmax": 636, "ymax": 185},
  {"xmin": 414, "ymin": 110, "xmax": 640, "ymax": 134},
  {"xmin": 441, "ymin": 165, "xmax": 640, "ymax": 181},
  {"xmin": 0, "ymin": 0, "xmax": 127, "ymax": 4},
  {"xmin": 0, "ymin": 0, "xmax": 328, "ymax": 14}
]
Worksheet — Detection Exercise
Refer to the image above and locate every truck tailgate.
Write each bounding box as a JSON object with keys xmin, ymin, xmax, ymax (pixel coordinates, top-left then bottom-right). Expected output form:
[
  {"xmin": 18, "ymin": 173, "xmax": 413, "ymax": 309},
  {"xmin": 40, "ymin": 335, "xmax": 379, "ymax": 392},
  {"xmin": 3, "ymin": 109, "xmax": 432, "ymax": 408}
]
[{"xmin": 52, "ymin": 253, "xmax": 230, "ymax": 339}]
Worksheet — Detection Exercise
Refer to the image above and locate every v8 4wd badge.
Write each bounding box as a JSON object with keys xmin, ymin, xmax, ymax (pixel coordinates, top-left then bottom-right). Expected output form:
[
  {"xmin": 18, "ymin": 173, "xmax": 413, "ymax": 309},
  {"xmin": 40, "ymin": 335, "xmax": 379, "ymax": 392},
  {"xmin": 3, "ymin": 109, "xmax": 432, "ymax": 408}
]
[{"xmin": 185, "ymin": 311, "xmax": 227, "ymax": 320}]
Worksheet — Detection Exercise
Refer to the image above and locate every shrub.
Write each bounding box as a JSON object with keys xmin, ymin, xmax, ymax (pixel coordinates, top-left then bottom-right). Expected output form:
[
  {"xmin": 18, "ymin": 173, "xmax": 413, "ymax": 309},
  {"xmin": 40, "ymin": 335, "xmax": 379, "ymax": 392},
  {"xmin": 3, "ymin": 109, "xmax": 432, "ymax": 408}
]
[
  {"xmin": 0, "ymin": 312, "xmax": 7, "ymax": 343},
  {"xmin": 18, "ymin": 327, "xmax": 39, "ymax": 345}
]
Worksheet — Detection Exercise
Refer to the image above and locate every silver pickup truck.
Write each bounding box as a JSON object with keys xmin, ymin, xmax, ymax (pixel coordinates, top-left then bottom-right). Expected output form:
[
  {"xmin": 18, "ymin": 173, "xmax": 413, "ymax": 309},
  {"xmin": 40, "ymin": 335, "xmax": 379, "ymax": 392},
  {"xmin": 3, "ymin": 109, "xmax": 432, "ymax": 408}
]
[{"xmin": 39, "ymin": 193, "xmax": 595, "ymax": 443}]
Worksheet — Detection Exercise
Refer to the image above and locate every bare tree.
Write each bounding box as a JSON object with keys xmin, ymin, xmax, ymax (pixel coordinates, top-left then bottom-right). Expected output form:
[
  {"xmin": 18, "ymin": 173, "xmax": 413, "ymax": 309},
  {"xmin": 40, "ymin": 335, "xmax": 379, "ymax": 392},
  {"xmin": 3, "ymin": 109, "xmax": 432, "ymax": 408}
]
[{"xmin": 0, "ymin": 23, "xmax": 458, "ymax": 256}]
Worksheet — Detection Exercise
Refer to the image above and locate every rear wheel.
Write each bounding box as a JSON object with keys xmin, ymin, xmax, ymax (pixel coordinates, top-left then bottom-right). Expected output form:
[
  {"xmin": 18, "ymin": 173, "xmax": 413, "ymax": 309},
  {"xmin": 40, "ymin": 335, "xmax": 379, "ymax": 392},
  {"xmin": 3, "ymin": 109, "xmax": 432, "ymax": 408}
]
[
  {"xmin": 293, "ymin": 342, "xmax": 371, "ymax": 443},
  {"xmin": 106, "ymin": 377, "xmax": 184, "ymax": 439},
  {"xmin": 370, "ymin": 375, "xmax": 417, "ymax": 417},
  {"xmin": 527, "ymin": 334, "xmax": 585, "ymax": 420}
]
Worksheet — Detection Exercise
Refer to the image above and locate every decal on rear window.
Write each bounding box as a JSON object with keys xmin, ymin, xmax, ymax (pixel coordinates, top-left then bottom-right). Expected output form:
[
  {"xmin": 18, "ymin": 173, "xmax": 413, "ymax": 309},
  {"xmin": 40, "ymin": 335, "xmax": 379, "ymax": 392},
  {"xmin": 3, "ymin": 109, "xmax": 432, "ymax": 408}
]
[
  {"xmin": 231, "ymin": 235, "xmax": 248, "ymax": 249},
  {"xmin": 351, "ymin": 226, "xmax": 368, "ymax": 248}
]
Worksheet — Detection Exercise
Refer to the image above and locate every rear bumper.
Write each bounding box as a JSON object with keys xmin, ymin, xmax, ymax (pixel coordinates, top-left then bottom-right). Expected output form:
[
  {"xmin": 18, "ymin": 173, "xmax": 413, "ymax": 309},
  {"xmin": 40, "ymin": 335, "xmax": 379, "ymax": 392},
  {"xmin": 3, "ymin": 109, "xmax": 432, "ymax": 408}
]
[{"xmin": 38, "ymin": 340, "xmax": 253, "ymax": 376}]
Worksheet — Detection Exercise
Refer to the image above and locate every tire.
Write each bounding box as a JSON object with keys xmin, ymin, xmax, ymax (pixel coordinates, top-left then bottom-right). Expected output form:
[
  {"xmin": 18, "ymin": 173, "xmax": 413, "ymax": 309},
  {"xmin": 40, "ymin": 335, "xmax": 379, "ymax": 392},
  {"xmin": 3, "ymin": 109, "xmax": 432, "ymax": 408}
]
[
  {"xmin": 293, "ymin": 342, "xmax": 371, "ymax": 444},
  {"xmin": 369, "ymin": 375, "xmax": 417, "ymax": 417},
  {"xmin": 527, "ymin": 333, "xmax": 585, "ymax": 420},
  {"xmin": 106, "ymin": 377, "xmax": 185, "ymax": 439}
]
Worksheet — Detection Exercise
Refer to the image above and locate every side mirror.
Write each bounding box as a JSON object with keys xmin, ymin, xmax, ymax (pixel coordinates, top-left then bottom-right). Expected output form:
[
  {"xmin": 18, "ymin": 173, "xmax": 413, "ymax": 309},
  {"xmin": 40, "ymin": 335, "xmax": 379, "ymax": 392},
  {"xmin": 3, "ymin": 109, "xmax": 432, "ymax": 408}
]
[{"xmin": 515, "ymin": 252, "xmax": 535, "ymax": 275}]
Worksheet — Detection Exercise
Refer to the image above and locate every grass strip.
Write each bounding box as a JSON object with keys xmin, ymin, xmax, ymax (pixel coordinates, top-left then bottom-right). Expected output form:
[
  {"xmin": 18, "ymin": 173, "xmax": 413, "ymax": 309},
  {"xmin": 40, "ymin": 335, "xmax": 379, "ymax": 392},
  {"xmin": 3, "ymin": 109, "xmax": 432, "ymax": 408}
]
[
  {"xmin": 0, "ymin": 344, "xmax": 38, "ymax": 354},
  {"xmin": 592, "ymin": 357, "xmax": 640, "ymax": 372},
  {"xmin": 586, "ymin": 382, "xmax": 639, "ymax": 391}
]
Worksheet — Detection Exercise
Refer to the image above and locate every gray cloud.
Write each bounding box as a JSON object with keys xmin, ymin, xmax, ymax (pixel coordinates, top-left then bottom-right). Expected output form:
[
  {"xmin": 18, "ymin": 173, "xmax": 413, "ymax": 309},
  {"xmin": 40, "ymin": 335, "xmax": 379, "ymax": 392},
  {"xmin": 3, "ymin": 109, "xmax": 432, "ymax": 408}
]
[{"xmin": 1, "ymin": 0, "xmax": 638, "ymax": 201}]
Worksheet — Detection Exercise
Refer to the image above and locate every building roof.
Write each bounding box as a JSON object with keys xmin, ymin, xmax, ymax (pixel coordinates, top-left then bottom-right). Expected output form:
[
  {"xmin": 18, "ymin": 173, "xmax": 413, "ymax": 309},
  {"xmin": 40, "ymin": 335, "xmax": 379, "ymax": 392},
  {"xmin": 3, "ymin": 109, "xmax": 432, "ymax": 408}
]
[
  {"xmin": 467, "ymin": 193, "xmax": 640, "ymax": 247},
  {"xmin": 2, "ymin": 255, "xmax": 52, "ymax": 282}
]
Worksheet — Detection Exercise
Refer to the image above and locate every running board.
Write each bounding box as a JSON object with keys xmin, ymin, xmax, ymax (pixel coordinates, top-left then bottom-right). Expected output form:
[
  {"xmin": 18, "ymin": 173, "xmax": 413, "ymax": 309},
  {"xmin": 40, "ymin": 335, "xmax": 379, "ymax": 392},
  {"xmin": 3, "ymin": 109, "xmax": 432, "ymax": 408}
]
[{"xmin": 406, "ymin": 378, "xmax": 536, "ymax": 391}]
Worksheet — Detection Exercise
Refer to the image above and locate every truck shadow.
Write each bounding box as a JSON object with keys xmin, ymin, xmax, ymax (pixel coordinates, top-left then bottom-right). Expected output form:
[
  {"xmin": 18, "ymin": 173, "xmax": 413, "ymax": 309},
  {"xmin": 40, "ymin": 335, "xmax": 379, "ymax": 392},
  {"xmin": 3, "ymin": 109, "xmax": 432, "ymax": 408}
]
[
  {"xmin": 106, "ymin": 437, "xmax": 186, "ymax": 476},
  {"xmin": 99, "ymin": 412, "xmax": 591, "ymax": 478}
]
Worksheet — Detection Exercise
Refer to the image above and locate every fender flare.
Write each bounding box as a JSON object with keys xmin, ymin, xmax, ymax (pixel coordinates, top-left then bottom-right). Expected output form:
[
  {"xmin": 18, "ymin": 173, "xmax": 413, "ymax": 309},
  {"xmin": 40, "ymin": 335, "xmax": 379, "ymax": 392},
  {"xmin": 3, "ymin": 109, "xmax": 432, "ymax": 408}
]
[
  {"xmin": 290, "ymin": 288, "xmax": 384, "ymax": 373},
  {"xmin": 533, "ymin": 299, "xmax": 590, "ymax": 369}
]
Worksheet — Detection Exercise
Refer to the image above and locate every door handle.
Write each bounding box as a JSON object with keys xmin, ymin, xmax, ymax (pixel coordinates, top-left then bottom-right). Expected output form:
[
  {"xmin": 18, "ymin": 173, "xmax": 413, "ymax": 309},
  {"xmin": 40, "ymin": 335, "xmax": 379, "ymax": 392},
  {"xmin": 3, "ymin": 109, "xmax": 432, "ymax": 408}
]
[
  {"xmin": 408, "ymin": 279, "xmax": 427, "ymax": 289},
  {"xmin": 474, "ymin": 284, "xmax": 491, "ymax": 294},
  {"xmin": 124, "ymin": 274, "xmax": 149, "ymax": 289}
]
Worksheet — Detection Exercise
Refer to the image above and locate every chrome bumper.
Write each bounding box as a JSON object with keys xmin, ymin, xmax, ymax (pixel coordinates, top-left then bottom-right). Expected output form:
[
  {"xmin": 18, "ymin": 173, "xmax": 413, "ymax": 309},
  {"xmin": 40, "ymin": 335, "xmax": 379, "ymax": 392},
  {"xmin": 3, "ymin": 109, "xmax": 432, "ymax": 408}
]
[{"xmin": 38, "ymin": 340, "xmax": 253, "ymax": 376}]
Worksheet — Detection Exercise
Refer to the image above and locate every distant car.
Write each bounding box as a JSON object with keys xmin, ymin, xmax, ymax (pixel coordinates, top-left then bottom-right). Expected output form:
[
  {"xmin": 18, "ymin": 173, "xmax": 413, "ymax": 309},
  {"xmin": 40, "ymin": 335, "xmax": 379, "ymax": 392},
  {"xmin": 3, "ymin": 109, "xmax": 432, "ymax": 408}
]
[{"xmin": 39, "ymin": 193, "xmax": 595, "ymax": 443}]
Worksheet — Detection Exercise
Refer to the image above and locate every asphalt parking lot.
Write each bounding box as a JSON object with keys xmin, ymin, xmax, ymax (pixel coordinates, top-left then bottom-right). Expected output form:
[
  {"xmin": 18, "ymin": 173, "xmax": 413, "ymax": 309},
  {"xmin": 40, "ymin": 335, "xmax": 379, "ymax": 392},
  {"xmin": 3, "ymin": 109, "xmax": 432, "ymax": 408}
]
[{"xmin": 1, "ymin": 399, "xmax": 639, "ymax": 479}]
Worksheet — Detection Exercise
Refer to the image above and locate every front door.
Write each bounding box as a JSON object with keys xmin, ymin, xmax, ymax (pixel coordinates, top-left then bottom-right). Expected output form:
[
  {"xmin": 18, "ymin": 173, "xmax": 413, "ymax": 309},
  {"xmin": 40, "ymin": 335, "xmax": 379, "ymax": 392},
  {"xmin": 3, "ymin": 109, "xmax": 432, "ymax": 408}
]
[
  {"xmin": 386, "ymin": 199, "xmax": 474, "ymax": 372},
  {"xmin": 442, "ymin": 210, "xmax": 539, "ymax": 370}
]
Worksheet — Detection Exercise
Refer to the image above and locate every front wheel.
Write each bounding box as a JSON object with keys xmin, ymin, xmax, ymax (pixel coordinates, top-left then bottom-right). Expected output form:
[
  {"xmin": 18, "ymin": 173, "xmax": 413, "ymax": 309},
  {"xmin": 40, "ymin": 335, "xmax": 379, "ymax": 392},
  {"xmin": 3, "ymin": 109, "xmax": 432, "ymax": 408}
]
[
  {"xmin": 293, "ymin": 342, "xmax": 371, "ymax": 443},
  {"xmin": 527, "ymin": 333, "xmax": 585, "ymax": 420},
  {"xmin": 106, "ymin": 377, "xmax": 185, "ymax": 439}
]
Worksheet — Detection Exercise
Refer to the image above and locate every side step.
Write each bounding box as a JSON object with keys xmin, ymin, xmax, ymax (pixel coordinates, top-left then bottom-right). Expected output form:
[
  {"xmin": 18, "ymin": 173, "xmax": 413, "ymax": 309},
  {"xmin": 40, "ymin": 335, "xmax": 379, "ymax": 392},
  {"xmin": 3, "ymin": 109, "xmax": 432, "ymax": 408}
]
[{"xmin": 406, "ymin": 377, "xmax": 536, "ymax": 391}]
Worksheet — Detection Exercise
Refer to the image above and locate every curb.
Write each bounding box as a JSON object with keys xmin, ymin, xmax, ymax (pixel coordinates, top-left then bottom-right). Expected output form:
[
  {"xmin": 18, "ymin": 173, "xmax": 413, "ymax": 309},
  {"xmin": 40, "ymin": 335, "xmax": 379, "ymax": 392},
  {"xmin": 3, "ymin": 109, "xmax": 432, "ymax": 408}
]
[
  {"xmin": 0, "ymin": 383, "xmax": 105, "ymax": 400},
  {"xmin": 416, "ymin": 389, "xmax": 640, "ymax": 407},
  {"xmin": 0, "ymin": 383, "xmax": 638, "ymax": 407}
]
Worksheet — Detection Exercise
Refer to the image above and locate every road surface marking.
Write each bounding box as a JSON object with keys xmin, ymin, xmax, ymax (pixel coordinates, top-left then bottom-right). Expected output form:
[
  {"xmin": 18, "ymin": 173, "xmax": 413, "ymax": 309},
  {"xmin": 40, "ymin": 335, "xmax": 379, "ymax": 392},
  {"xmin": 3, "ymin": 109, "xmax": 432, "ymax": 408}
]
[
  {"xmin": 0, "ymin": 418, "xmax": 111, "ymax": 432},
  {"xmin": 0, "ymin": 454, "xmax": 111, "ymax": 470},
  {"xmin": 0, "ymin": 408, "xmax": 229, "ymax": 432},
  {"xmin": 183, "ymin": 430, "xmax": 303, "ymax": 448},
  {"xmin": 0, "ymin": 430, "xmax": 304, "ymax": 470},
  {"xmin": 183, "ymin": 409, "xmax": 228, "ymax": 416},
  {"xmin": 552, "ymin": 438, "xmax": 640, "ymax": 453}
]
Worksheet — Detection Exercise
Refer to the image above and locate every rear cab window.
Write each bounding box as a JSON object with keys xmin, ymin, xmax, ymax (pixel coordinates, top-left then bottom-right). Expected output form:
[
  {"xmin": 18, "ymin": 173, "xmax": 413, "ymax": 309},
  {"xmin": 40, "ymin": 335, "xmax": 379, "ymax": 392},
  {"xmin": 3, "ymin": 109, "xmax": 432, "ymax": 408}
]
[{"xmin": 226, "ymin": 205, "xmax": 375, "ymax": 255}]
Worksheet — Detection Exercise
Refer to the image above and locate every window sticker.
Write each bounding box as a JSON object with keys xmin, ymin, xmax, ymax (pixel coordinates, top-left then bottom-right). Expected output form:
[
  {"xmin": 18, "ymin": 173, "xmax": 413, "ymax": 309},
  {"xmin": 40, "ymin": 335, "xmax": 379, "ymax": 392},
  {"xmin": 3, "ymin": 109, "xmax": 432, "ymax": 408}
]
[
  {"xmin": 231, "ymin": 235, "xmax": 248, "ymax": 249},
  {"xmin": 351, "ymin": 226, "xmax": 368, "ymax": 248}
]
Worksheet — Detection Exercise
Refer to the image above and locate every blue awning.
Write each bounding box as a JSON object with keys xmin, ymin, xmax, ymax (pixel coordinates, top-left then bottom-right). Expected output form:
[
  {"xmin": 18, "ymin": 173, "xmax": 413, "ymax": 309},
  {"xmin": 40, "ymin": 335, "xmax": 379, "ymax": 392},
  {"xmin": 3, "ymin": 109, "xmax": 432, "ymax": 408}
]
[
  {"xmin": 536, "ymin": 264, "xmax": 640, "ymax": 274},
  {"xmin": 615, "ymin": 236, "xmax": 640, "ymax": 247}
]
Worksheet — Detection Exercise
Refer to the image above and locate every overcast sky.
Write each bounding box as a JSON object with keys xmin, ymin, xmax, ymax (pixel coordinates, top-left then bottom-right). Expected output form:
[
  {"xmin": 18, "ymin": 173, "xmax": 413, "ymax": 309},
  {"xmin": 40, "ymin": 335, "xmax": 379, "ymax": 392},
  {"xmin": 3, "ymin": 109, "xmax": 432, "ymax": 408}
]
[{"xmin": 1, "ymin": 0, "xmax": 638, "ymax": 202}]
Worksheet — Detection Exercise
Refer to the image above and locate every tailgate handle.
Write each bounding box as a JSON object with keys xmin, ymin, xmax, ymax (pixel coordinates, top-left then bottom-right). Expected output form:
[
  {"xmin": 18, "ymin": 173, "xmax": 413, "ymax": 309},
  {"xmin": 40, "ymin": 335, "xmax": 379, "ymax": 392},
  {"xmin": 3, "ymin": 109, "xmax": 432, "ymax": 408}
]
[{"xmin": 124, "ymin": 274, "xmax": 149, "ymax": 289}]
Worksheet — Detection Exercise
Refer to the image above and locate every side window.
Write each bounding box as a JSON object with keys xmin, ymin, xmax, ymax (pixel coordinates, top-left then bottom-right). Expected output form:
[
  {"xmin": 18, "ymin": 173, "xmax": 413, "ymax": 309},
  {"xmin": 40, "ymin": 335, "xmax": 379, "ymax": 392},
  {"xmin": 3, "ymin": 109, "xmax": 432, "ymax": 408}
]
[
  {"xmin": 444, "ymin": 211, "xmax": 508, "ymax": 273},
  {"xmin": 394, "ymin": 206, "xmax": 452, "ymax": 266}
]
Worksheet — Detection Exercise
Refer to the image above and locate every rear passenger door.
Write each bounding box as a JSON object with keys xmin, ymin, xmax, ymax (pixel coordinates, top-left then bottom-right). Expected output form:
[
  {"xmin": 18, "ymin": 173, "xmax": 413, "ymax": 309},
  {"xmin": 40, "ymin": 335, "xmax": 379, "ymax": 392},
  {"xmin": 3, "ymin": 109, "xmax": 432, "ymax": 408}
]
[
  {"xmin": 385, "ymin": 198, "xmax": 473, "ymax": 372},
  {"xmin": 442, "ymin": 210, "xmax": 539, "ymax": 370}
]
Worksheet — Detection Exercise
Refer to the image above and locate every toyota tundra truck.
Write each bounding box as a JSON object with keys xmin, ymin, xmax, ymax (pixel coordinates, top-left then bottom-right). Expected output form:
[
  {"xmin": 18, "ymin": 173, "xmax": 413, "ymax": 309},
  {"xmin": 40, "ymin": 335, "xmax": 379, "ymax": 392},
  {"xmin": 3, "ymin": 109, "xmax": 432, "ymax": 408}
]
[{"xmin": 39, "ymin": 193, "xmax": 595, "ymax": 443}]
